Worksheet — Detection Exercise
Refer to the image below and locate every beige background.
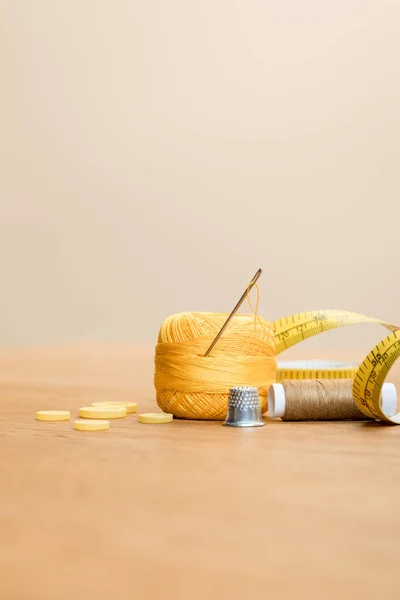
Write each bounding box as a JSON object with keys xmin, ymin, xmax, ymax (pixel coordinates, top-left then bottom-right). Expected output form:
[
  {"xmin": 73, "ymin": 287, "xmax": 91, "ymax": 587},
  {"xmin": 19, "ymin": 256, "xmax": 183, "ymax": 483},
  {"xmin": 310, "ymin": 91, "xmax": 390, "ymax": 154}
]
[{"xmin": 1, "ymin": 1, "xmax": 399, "ymax": 350}]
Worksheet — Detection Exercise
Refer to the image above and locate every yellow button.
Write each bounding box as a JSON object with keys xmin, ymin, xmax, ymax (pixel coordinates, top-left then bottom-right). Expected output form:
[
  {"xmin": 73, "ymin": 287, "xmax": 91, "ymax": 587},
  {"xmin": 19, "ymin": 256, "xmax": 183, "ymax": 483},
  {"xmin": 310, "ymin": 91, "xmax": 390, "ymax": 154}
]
[
  {"xmin": 79, "ymin": 406, "xmax": 126, "ymax": 419},
  {"xmin": 36, "ymin": 410, "xmax": 70, "ymax": 422},
  {"xmin": 138, "ymin": 412, "xmax": 173, "ymax": 424},
  {"xmin": 91, "ymin": 401, "xmax": 137, "ymax": 414},
  {"xmin": 74, "ymin": 419, "xmax": 109, "ymax": 431}
]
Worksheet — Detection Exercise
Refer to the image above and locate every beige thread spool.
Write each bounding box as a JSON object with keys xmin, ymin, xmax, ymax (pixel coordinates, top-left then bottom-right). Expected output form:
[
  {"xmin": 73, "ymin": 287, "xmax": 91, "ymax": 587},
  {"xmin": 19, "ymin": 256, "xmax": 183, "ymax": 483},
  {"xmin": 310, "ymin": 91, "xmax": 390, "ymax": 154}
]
[{"xmin": 268, "ymin": 379, "xmax": 397, "ymax": 421}]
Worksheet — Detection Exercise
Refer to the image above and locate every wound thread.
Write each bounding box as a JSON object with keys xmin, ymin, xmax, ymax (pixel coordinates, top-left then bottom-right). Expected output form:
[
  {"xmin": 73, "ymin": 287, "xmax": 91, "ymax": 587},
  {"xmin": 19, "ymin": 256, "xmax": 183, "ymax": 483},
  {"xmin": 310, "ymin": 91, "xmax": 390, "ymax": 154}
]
[
  {"xmin": 281, "ymin": 379, "xmax": 370, "ymax": 421},
  {"xmin": 155, "ymin": 311, "xmax": 276, "ymax": 420}
]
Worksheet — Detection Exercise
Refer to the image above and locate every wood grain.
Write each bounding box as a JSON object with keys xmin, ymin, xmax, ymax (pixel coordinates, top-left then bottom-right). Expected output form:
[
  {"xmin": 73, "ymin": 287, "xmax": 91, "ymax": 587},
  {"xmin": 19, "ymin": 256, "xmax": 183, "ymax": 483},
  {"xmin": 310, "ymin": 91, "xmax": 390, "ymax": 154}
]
[{"xmin": 1, "ymin": 345, "xmax": 400, "ymax": 600}]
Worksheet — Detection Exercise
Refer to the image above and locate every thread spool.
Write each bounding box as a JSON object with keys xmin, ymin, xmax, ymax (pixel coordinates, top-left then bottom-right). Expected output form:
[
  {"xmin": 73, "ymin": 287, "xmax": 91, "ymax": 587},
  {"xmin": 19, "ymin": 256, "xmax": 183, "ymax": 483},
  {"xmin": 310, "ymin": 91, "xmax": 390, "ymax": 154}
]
[
  {"xmin": 154, "ymin": 312, "xmax": 276, "ymax": 420},
  {"xmin": 268, "ymin": 379, "xmax": 397, "ymax": 421}
]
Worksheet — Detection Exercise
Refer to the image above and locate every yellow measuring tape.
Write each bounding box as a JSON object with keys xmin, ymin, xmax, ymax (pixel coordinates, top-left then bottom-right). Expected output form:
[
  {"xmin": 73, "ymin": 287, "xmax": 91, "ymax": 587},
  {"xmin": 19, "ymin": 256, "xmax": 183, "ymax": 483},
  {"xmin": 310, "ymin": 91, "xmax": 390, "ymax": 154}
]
[
  {"xmin": 276, "ymin": 360, "xmax": 358, "ymax": 381},
  {"xmin": 272, "ymin": 310, "xmax": 400, "ymax": 423}
]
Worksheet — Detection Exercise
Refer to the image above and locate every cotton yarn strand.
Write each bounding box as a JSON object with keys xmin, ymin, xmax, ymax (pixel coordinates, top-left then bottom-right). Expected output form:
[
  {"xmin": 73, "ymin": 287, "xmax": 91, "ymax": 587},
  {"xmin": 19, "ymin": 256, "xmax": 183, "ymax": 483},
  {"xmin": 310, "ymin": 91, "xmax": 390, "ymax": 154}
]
[
  {"xmin": 280, "ymin": 379, "xmax": 370, "ymax": 421},
  {"xmin": 154, "ymin": 312, "xmax": 276, "ymax": 420}
]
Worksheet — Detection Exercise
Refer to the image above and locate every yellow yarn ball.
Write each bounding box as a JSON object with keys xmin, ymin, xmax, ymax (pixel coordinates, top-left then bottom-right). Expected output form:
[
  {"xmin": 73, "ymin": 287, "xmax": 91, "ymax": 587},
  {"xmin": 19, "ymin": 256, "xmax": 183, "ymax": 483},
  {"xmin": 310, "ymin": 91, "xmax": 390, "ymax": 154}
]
[{"xmin": 154, "ymin": 312, "xmax": 276, "ymax": 420}]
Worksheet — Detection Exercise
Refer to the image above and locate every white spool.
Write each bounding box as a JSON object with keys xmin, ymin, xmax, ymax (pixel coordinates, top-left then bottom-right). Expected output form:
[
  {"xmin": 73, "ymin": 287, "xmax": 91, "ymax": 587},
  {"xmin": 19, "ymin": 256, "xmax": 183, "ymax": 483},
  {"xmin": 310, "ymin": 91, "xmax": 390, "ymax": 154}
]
[{"xmin": 268, "ymin": 382, "xmax": 397, "ymax": 419}]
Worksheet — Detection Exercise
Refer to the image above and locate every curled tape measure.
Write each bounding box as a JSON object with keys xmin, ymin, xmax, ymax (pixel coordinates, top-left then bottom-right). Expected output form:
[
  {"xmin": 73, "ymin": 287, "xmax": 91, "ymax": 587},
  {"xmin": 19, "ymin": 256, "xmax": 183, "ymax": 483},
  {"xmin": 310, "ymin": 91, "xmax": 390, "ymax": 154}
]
[
  {"xmin": 272, "ymin": 310, "xmax": 400, "ymax": 424},
  {"xmin": 353, "ymin": 332, "xmax": 400, "ymax": 423},
  {"xmin": 276, "ymin": 359, "xmax": 358, "ymax": 381}
]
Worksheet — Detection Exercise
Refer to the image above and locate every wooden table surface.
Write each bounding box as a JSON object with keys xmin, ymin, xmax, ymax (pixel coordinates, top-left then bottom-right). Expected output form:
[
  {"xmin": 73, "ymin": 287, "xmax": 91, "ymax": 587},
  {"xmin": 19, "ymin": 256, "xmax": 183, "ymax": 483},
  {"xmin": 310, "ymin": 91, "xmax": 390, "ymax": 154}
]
[{"xmin": 1, "ymin": 345, "xmax": 400, "ymax": 600}]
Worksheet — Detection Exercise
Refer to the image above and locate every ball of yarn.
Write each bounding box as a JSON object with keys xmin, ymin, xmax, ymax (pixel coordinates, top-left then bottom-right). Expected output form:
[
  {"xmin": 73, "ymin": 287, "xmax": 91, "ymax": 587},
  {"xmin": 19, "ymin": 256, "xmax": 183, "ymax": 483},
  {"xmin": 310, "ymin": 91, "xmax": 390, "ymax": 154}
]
[{"xmin": 154, "ymin": 312, "xmax": 277, "ymax": 420}]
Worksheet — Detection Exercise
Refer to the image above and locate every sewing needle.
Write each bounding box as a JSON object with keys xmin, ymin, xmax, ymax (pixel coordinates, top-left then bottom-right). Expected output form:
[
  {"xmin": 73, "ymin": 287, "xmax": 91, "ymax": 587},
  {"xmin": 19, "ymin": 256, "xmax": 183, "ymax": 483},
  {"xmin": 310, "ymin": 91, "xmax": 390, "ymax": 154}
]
[{"xmin": 204, "ymin": 268, "xmax": 262, "ymax": 357}]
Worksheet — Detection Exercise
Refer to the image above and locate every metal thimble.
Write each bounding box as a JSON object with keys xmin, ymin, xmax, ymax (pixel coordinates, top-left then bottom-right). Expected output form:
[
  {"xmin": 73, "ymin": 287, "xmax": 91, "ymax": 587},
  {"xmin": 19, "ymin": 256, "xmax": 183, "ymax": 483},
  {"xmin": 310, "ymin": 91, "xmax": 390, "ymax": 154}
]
[{"xmin": 223, "ymin": 386, "xmax": 265, "ymax": 427}]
